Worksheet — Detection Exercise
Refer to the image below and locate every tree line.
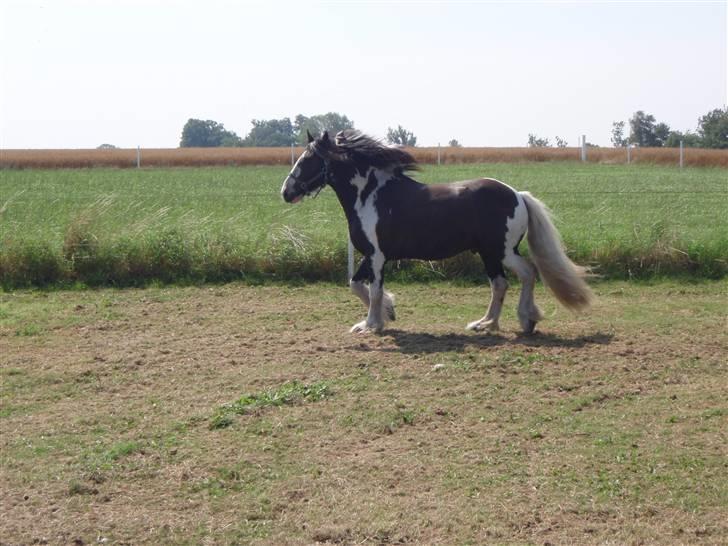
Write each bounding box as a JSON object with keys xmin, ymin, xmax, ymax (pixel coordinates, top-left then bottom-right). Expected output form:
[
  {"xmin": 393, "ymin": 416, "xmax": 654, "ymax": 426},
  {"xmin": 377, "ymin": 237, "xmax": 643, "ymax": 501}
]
[
  {"xmin": 180, "ymin": 107, "xmax": 727, "ymax": 149},
  {"xmin": 528, "ymin": 107, "xmax": 727, "ymax": 149},
  {"xmin": 179, "ymin": 114, "xmax": 423, "ymax": 148},
  {"xmin": 610, "ymin": 108, "xmax": 726, "ymax": 149}
]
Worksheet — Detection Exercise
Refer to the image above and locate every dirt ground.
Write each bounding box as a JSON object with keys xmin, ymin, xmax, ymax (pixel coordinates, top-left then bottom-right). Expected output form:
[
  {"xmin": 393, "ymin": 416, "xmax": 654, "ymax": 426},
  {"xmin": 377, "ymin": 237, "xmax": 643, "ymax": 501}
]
[{"xmin": 1, "ymin": 280, "xmax": 726, "ymax": 545}]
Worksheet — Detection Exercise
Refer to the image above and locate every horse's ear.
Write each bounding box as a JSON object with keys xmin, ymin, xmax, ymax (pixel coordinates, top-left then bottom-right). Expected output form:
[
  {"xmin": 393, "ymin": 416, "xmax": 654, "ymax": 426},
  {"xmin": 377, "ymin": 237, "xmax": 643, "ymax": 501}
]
[
  {"xmin": 306, "ymin": 130, "xmax": 314, "ymax": 143},
  {"xmin": 321, "ymin": 131, "xmax": 330, "ymax": 144}
]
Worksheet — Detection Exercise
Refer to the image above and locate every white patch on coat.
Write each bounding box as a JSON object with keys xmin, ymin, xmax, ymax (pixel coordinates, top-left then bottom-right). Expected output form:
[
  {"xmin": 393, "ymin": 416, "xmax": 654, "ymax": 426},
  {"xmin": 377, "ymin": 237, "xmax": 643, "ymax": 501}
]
[
  {"xmin": 503, "ymin": 191, "xmax": 529, "ymax": 259},
  {"xmin": 349, "ymin": 168, "xmax": 392, "ymax": 330},
  {"xmin": 351, "ymin": 169, "xmax": 390, "ymax": 279},
  {"xmin": 502, "ymin": 190, "xmax": 542, "ymax": 329}
]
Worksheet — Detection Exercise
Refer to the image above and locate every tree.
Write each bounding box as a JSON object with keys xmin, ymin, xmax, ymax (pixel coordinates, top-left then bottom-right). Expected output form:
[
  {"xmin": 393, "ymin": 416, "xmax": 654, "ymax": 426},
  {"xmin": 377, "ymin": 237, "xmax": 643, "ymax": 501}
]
[
  {"xmin": 697, "ymin": 107, "xmax": 728, "ymax": 149},
  {"xmin": 628, "ymin": 111, "xmax": 655, "ymax": 146},
  {"xmin": 653, "ymin": 122, "xmax": 671, "ymax": 147},
  {"xmin": 664, "ymin": 130, "xmax": 702, "ymax": 148},
  {"xmin": 610, "ymin": 121, "xmax": 628, "ymax": 147},
  {"xmin": 244, "ymin": 118, "xmax": 295, "ymax": 147},
  {"xmin": 386, "ymin": 125, "xmax": 417, "ymax": 146},
  {"xmin": 220, "ymin": 134, "xmax": 244, "ymax": 147},
  {"xmin": 628, "ymin": 111, "xmax": 669, "ymax": 147},
  {"xmin": 448, "ymin": 139, "xmax": 462, "ymax": 147},
  {"xmin": 180, "ymin": 119, "xmax": 243, "ymax": 147},
  {"xmin": 527, "ymin": 134, "xmax": 550, "ymax": 147},
  {"xmin": 555, "ymin": 136, "xmax": 568, "ymax": 148},
  {"xmin": 294, "ymin": 113, "xmax": 355, "ymax": 145},
  {"xmin": 97, "ymin": 143, "xmax": 117, "ymax": 150}
]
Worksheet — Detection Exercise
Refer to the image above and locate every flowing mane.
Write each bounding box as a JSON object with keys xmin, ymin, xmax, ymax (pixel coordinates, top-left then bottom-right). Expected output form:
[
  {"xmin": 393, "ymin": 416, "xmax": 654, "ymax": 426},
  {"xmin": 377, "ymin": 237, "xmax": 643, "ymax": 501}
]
[{"xmin": 330, "ymin": 130, "xmax": 418, "ymax": 173}]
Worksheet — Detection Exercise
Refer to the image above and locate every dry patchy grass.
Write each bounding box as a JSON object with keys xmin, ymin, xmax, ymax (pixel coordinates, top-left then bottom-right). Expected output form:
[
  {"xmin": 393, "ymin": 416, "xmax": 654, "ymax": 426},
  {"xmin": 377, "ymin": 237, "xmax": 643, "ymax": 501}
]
[
  {"xmin": 0, "ymin": 147, "xmax": 301, "ymax": 169},
  {"xmin": 2, "ymin": 146, "xmax": 727, "ymax": 169},
  {"xmin": 1, "ymin": 280, "xmax": 727, "ymax": 545}
]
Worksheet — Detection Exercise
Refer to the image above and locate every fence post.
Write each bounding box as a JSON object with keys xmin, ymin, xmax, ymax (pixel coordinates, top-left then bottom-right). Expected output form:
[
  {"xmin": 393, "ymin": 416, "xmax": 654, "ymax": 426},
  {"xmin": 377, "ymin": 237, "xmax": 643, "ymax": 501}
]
[
  {"xmin": 347, "ymin": 238, "xmax": 354, "ymax": 282},
  {"xmin": 679, "ymin": 140, "xmax": 684, "ymax": 168},
  {"xmin": 291, "ymin": 144, "xmax": 295, "ymax": 166},
  {"xmin": 136, "ymin": 146, "xmax": 141, "ymax": 168},
  {"xmin": 437, "ymin": 143, "xmax": 441, "ymax": 166},
  {"xmin": 627, "ymin": 145, "xmax": 631, "ymax": 164},
  {"xmin": 580, "ymin": 135, "xmax": 587, "ymax": 162}
]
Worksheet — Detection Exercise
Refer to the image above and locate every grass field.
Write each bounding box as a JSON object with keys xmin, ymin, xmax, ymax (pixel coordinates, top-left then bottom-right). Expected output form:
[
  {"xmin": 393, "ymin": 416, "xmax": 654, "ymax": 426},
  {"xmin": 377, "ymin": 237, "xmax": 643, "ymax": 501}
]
[
  {"xmin": 1, "ymin": 280, "xmax": 726, "ymax": 544},
  {"xmin": 1, "ymin": 163, "xmax": 726, "ymax": 288}
]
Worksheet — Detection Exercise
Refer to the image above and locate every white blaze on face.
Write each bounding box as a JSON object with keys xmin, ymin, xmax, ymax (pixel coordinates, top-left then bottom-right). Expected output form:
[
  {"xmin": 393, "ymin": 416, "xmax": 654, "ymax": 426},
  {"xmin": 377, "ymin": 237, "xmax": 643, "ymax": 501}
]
[
  {"xmin": 280, "ymin": 165, "xmax": 300, "ymax": 197},
  {"xmin": 280, "ymin": 150, "xmax": 311, "ymax": 200}
]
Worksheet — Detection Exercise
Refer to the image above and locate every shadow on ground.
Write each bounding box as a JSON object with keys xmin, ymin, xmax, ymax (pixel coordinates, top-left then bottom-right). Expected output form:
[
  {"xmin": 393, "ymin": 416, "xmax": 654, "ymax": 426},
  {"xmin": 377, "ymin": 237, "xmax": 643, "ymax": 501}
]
[{"xmin": 370, "ymin": 329, "xmax": 614, "ymax": 355}]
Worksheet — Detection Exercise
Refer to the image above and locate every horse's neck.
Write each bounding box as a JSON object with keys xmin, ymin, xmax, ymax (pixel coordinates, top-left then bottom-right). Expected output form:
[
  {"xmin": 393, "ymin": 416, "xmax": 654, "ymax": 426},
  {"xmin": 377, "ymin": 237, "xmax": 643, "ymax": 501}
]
[
  {"xmin": 328, "ymin": 171, "xmax": 354, "ymax": 215},
  {"xmin": 329, "ymin": 165, "xmax": 420, "ymax": 217},
  {"xmin": 328, "ymin": 164, "xmax": 378, "ymax": 219}
]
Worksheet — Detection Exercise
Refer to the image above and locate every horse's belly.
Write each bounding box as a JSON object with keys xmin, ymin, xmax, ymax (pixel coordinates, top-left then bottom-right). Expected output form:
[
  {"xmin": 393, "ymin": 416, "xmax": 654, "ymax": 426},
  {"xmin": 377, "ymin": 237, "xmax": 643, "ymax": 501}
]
[{"xmin": 383, "ymin": 226, "xmax": 477, "ymax": 260}]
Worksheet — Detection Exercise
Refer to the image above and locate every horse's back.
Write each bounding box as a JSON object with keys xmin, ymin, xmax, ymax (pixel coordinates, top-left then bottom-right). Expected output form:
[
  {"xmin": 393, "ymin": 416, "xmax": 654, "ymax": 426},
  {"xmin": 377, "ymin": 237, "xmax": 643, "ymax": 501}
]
[
  {"xmin": 429, "ymin": 178, "xmax": 518, "ymax": 203},
  {"xmin": 426, "ymin": 178, "xmax": 520, "ymax": 223}
]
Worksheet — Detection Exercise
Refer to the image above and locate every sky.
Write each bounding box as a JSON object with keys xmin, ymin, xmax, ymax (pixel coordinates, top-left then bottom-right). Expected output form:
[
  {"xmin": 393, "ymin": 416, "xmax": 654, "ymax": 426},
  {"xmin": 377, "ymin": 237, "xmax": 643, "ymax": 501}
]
[{"xmin": 0, "ymin": 0, "xmax": 726, "ymax": 149}]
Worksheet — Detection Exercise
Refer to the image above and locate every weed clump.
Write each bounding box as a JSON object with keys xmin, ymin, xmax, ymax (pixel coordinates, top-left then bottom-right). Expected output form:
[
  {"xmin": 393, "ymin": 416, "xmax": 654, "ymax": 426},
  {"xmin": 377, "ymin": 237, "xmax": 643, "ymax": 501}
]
[{"xmin": 210, "ymin": 381, "xmax": 331, "ymax": 429}]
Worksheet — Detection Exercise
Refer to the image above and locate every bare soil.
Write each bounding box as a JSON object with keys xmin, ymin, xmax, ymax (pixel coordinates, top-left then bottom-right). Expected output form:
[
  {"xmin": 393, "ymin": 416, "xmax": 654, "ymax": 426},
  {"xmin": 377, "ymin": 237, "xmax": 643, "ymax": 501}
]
[{"xmin": 1, "ymin": 281, "xmax": 726, "ymax": 545}]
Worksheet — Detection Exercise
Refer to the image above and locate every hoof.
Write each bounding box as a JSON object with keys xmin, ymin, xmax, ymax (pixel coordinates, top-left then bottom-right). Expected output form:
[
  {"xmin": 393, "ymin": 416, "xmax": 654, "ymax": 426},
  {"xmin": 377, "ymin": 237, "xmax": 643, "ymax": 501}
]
[
  {"xmin": 350, "ymin": 320, "xmax": 383, "ymax": 334},
  {"xmin": 466, "ymin": 319, "xmax": 499, "ymax": 332},
  {"xmin": 522, "ymin": 319, "xmax": 537, "ymax": 335}
]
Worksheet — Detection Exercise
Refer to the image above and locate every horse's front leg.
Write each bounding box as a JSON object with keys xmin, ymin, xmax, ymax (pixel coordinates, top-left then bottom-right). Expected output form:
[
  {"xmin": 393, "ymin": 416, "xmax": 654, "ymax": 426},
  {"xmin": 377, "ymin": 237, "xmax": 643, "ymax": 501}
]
[{"xmin": 350, "ymin": 253, "xmax": 390, "ymax": 334}]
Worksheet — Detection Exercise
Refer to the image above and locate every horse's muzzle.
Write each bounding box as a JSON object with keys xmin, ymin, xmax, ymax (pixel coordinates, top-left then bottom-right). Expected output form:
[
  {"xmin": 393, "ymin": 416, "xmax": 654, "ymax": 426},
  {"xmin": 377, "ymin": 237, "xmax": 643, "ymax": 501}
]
[{"xmin": 281, "ymin": 176, "xmax": 302, "ymax": 204}]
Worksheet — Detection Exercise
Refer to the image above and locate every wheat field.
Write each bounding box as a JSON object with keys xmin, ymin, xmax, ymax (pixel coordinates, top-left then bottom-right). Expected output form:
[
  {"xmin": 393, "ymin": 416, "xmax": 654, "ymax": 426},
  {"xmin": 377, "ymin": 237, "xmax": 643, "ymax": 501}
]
[{"xmin": 2, "ymin": 146, "xmax": 727, "ymax": 169}]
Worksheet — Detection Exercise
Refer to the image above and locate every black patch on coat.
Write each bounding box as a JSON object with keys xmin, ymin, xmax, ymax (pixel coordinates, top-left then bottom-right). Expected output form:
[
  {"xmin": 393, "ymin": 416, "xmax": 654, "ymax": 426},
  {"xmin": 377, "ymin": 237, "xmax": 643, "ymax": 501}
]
[
  {"xmin": 370, "ymin": 177, "xmax": 518, "ymax": 264},
  {"xmin": 360, "ymin": 170, "xmax": 378, "ymax": 205},
  {"xmin": 513, "ymin": 233, "xmax": 525, "ymax": 255},
  {"xmin": 351, "ymin": 257, "xmax": 374, "ymax": 283}
]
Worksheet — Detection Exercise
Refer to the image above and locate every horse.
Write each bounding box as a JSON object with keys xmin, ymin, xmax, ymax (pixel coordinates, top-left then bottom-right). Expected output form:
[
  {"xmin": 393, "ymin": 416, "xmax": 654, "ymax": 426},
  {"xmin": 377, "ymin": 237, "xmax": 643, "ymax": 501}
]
[{"xmin": 280, "ymin": 130, "xmax": 592, "ymax": 334}]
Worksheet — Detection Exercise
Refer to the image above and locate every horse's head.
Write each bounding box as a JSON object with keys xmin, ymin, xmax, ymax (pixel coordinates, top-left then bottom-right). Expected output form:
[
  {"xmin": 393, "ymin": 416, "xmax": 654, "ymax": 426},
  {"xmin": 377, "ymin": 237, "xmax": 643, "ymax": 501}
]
[{"xmin": 280, "ymin": 131, "xmax": 333, "ymax": 204}]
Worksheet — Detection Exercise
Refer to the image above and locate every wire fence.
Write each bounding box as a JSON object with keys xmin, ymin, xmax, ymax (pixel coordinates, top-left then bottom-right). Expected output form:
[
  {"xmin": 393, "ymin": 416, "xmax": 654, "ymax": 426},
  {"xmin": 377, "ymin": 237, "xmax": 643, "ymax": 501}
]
[{"xmin": 2, "ymin": 145, "xmax": 727, "ymax": 168}]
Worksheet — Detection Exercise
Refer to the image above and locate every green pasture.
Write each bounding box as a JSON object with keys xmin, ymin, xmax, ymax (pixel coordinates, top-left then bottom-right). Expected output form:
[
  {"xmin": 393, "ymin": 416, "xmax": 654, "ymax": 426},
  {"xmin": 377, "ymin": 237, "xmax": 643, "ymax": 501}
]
[{"xmin": 0, "ymin": 163, "xmax": 726, "ymax": 287}]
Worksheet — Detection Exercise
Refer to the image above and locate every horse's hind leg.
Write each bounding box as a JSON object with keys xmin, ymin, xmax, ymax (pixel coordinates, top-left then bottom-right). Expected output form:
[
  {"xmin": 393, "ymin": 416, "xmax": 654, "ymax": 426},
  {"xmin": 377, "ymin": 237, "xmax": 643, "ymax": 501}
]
[
  {"xmin": 467, "ymin": 256, "xmax": 508, "ymax": 332},
  {"xmin": 503, "ymin": 252, "xmax": 543, "ymax": 334}
]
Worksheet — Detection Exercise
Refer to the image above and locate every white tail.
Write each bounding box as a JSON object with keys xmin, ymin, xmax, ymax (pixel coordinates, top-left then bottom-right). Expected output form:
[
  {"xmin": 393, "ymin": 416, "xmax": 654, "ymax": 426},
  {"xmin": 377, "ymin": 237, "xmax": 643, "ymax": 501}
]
[{"xmin": 520, "ymin": 191, "xmax": 592, "ymax": 311}]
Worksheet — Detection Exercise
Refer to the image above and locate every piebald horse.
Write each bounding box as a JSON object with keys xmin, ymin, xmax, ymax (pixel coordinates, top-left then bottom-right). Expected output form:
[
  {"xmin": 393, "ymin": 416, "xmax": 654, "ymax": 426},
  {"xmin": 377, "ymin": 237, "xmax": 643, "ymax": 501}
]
[{"xmin": 281, "ymin": 130, "xmax": 592, "ymax": 334}]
